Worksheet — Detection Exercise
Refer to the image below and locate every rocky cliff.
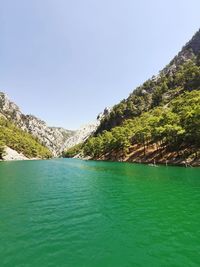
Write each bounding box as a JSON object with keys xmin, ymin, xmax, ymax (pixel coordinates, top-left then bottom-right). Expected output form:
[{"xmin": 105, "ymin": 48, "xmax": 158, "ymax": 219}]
[
  {"xmin": 64, "ymin": 108, "xmax": 111, "ymax": 150},
  {"xmin": 0, "ymin": 92, "xmax": 73, "ymax": 156}
]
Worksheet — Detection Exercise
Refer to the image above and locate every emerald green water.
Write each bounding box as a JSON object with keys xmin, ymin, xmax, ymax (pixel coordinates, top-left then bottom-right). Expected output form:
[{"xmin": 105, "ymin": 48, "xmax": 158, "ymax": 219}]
[{"xmin": 0, "ymin": 159, "xmax": 200, "ymax": 267}]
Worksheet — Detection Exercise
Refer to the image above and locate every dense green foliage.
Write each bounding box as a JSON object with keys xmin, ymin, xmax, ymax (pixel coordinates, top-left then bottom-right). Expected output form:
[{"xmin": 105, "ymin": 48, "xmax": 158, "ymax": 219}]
[
  {"xmin": 76, "ymin": 54, "xmax": 200, "ymax": 163},
  {"xmin": 0, "ymin": 117, "xmax": 52, "ymax": 159},
  {"xmin": 83, "ymin": 91, "xmax": 200, "ymax": 159},
  {"xmin": 63, "ymin": 143, "xmax": 83, "ymax": 158},
  {"xmin": 64, "ymin": 55, "xmax": 200, "ymax": 162},
  {"xmin": 96, "ymin": 59, "xmax": 200, "ymax": 134}
]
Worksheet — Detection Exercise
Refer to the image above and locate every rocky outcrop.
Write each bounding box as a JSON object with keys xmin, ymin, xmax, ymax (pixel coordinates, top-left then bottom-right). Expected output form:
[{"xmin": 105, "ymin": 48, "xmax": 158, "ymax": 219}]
[
  {"xmin": 0, "ymin": 92, "xmax": 73, "ymax": 156},
  {"xmin": 64, "ymin": 122, "xmax": 99, "ymax": 150},
  {"xmin": 162, "ymin": 29, "xmax": 200, "ymax": 75},
  {"xmin": 2, "ymin": 147, "xmax": 29, "ymax": 161},
  {"xmin": 64, "ymin": 108, "xmax": 111, "ymax": 149}
]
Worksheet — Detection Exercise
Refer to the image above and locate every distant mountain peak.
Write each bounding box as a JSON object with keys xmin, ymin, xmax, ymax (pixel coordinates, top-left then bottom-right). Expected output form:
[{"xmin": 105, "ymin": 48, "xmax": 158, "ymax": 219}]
[
  {"xmin": 184, "ymin": 28, "xmax": 200, "ymax": 55},
  {"xmin": 0, "ymin": 91, "xmax": 21, "ymax": 112},
  {"xmin": 162, "ymin": 28, "xmax": 200, "ymax": 75}
]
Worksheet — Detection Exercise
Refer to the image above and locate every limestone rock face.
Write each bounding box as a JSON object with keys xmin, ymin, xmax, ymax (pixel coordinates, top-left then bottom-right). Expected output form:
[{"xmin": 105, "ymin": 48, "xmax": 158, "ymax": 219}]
[
  {"xmin": 0, "ymin": 92, "xmax": 73, "ymax": 156},
  {"xmin": 64, "ymin": 108, "xmax": 111, "ymax": 149},
  {"xmin": 64, "ymin": 122, "xmax": 99, "ymax": 150},
  {"xmin": 3, "ymin": 147, "xmax": 29, "ymax": 161}
]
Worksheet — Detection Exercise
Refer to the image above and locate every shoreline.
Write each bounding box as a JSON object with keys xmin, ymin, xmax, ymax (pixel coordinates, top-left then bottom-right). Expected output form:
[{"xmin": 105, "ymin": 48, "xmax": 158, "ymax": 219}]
[
  {"xmin": 1, "ymin": 156, "xmax": 199, "ymax": 167},
  {"xmin": 73, "ymin": 145, "xmax": 200, "ymax": 167},
  {"xmin": 1, "ymin": 146, "xmax": 41, "ymax": 162},
  {"xmin": 0, "ymin": 146, "xmax": 52, "ymax": 162},
  {"xmin": 0, "ymin": 157, "xmax": 42, "ymax": 162},
  {"xmin": 87, "ymin": 158, "xmax": 200, "ymax": 168},
  {"xmin": 91, "ymin": 144, "xmax": 200, "ymax": 167}
]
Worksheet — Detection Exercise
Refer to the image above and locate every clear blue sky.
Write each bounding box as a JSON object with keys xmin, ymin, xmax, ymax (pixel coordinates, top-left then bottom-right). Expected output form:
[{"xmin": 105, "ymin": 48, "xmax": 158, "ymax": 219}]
[{"xmin": 0, "ymin": 0, "xmax": 199, "ymax": 129}]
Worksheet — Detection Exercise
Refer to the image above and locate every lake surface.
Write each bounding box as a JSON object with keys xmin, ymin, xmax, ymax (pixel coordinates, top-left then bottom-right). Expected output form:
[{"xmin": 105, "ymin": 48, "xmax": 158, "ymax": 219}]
[{"xmin": 0, "ymin": 159, "xmax": 200, "ymax": 267}]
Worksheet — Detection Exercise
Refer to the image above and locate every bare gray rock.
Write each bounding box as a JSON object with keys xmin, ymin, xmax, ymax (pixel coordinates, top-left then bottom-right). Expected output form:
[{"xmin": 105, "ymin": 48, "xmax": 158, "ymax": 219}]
[
  {"xmin": 64, "ymin": 108, "xmax": 111, "ymax": 149},
  {"xmin": 3, "ymin": 147, "xmax": 29, "ymax": 161}
]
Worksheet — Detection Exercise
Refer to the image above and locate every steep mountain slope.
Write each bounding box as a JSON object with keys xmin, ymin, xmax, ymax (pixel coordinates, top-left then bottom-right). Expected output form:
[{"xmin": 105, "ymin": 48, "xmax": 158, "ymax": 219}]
[
  {"xmin": 96, "ymin": 29, "xmax": 200, "ymax": 134},
  {"xmin": 0, "ymin": 116, "xmax": 52, "ymax": 160},
  {"xmin": 80, "ymin": 29, "xmax": 200, "ymax": 166},
  {"xmin": 0, "ymin": 92, "xmax": 73, "ymax": 156}
]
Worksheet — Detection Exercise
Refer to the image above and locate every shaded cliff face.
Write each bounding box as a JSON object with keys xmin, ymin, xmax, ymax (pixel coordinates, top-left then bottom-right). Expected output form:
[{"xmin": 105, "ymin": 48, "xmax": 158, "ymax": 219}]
[{"xmin": 0, "ymin": 92, "xmax": 73, "ymax": 156}]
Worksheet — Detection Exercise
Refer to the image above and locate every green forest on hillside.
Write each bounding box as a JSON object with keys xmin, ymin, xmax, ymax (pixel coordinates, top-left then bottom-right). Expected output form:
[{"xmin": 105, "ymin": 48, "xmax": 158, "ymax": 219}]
[
  {"xmin": 63, "ymin": 143, "xmax": 83, "ymax": 158},
  {"xmin": 64, "ymin": 58, "xmax": 200, "ymax": 163},
  {"xmin": 83, "ymin": 90, "xmax": 200, "ymax": 159},
  {"xmin": 96, "ymin": 58, "xmax": 200, "ymax": 133},
  {"xmin": 0, "ymin": 117, "xmax": 52, "ymax": 159}
]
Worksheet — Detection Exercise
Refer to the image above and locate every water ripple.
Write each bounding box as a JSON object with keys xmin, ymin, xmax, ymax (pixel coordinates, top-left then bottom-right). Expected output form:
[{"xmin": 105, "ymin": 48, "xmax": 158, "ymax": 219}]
[{"xmin": 0, "ymin": 159, "xmax": 200, "ymax": 267}]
